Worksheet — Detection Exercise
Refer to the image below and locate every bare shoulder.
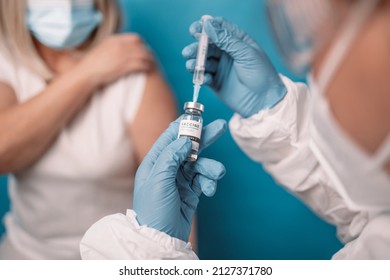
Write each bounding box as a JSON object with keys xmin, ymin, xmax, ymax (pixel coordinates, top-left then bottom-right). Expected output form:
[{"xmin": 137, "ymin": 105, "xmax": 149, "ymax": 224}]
[{"xmin": 128, "ymin": 68, "xmax": 178, "ymax": 163}]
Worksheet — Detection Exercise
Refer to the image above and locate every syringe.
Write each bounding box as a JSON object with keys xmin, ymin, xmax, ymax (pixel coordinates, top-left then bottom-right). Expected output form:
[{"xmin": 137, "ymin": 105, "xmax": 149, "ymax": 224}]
[{"xmin": 193, "ymin": 15, "xmax": 213, "ymax": 103}]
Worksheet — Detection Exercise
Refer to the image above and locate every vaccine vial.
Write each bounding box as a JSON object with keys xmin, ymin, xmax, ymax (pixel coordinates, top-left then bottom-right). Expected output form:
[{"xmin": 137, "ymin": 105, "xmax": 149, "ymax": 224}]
[{"xmin": 178, "ymin": 102, "xmax": 204, "ymax": 162}]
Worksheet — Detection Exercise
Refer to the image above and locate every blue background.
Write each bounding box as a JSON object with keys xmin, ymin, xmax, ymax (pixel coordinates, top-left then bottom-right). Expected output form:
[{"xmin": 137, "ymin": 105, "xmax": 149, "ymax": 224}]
[{"xmin": 0, "ymin": 0, "xmax": 342, "ymax": 259}]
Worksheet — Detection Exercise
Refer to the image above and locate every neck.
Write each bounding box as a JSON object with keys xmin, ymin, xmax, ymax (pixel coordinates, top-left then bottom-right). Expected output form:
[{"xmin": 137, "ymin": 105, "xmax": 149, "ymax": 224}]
[{"xmin": 33, "ymin": 38, "xmax": 81, "ymax": 75}]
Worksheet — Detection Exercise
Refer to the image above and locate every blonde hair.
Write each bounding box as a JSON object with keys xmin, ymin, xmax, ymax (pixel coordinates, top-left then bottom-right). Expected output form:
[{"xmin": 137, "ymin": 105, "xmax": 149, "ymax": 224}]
[{"xmin": 0, "ymin": 0, "xmax": 120, "ymax": 80}]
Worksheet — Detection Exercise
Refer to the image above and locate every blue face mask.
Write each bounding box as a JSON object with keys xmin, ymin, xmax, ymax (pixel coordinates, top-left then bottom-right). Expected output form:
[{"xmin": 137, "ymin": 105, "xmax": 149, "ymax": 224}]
[{"xmin": 27, "ymin": 0, "xmax": 103, "ymax": 50}]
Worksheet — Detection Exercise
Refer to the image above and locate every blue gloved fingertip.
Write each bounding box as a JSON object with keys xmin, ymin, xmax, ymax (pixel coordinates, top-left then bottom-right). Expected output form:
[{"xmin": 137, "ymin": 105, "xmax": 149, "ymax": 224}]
[
  {"xmin": 203, "ymin": 20, "xmax": 219, "ymax": 43},
  {"xmin": 209, "ymin": 119, "xmax": 228, "ymax": 134},
  {"xmin": 220, "ymin": 119, "xmax": 228, "ymax": 130},
  {"xmin": 182, "ymin": 45, "xmax": 191, "ymax": 57},
  {"xmin": 189, "ymin": 20, "xmax": 202, "ymax": 35},
  {"xmin": 182, "ymin": 47, "xmax": 189, "ymax": 57},
  {"xmin": 185, "ymin": 59, "xmax": 196, "ymax": 71},
  {"xmin": 203, "ymin": 73, "xmax": 213, "ymax": 85},
  {"xmin": 202, "ymin": 180, "xmax": 217, "ymax": 197}
]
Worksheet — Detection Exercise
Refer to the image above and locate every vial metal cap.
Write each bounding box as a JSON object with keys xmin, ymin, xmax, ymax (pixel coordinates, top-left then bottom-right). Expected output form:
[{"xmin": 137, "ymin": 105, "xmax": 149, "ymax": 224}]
[{"xmin": 184, "ymin": 102, "xmax": 204, "ymax": 112}]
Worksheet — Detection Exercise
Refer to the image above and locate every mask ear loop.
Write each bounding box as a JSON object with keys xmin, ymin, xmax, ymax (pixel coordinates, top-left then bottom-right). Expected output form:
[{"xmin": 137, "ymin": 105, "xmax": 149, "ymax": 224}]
[{"xmin": 316, "ymin": 0, "xmax": 380, "ymax": 93}]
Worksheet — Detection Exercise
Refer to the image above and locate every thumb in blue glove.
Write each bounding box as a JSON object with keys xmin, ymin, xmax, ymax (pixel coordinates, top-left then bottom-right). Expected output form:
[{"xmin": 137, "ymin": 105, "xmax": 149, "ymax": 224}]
[
  {"xmin": 133, "ymin": 119, "xmax": 227, "ymax": 242},
  {"xmin": 182, "ymin": 17, "xmax": 287, "ymax": 118}
]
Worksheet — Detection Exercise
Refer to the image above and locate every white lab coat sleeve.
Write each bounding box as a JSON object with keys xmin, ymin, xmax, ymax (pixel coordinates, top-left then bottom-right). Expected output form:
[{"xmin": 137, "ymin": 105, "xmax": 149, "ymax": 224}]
[
  {"xmin": 229, "ymin": 75, "xmax": 368, "ymax": 244},
  {"xmin": 80, "ymin": 210, "xmax": 198, "ymax": 260},
  {"xmin": 332, "ymin": 214, "xmax": 390, "ymax": 259}
]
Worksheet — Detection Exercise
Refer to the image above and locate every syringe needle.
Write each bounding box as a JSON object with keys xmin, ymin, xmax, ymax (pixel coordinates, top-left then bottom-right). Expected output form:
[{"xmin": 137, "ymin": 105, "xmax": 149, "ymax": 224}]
[{"xmin": 193, "ymin": 84, "xmax": 200, "ymax": 103}]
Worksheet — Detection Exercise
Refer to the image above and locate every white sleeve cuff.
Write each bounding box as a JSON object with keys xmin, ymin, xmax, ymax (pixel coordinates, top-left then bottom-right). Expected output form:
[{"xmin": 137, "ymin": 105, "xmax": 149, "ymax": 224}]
[
  {"xmin": 229, "ymin": 75, "xmax": 317, "ymax": 189},
  {"xmin": 332, "ymin": 214, "xmax": 390, "ymax": 259},
  {"xmin": 229, "ymin": 76, "xmax": 369, "ymax": 242},
  {"xmin": 80, "ymin": 210, "xmax": 198, "ymax": 260}
]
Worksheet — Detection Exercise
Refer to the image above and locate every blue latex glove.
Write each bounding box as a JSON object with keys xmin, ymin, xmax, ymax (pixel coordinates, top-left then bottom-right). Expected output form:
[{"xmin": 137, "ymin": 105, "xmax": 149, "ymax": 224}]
[
  {"xmin": 182, "ymin": 17, "xmax": 287, "ymax": 118},
  {"xmin": 133, "ymin": 119, "xmax": 227, "ymax": 242}
]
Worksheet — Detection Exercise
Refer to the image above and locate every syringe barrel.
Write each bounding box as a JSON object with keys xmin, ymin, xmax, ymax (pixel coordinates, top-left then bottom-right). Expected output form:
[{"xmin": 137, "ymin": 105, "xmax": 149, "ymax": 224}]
[
  {"xmin": 195, "ymin": 33, "xmax": 209, "ymax": 69},
  {"xmin": 193, "ymin": 15, "xmax": 212, "ymax": 86}
]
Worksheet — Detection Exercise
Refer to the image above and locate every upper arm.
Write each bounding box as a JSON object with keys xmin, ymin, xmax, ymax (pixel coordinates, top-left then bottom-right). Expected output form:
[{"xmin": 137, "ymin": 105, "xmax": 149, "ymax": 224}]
[
  {"xmin": 0, "ymin": 82, "xmax": 17, "ymax": 112},
  {"xmin": 128, "ymin": 69, "xmax": 178, "ymax": 164}
]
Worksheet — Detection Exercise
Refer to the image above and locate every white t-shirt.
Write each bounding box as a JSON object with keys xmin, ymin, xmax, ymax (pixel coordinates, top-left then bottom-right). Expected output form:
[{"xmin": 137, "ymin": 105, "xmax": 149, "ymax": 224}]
[{"xmin": 0, "ymin": 49, "xmax": 146, "ymax": 259}]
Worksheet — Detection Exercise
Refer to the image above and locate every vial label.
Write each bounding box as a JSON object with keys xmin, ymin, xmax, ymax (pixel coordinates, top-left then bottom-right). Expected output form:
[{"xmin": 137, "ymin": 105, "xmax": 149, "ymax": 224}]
[{"xmin": 178, "ymin": 119, "xmax": 202, "ymax": 155}]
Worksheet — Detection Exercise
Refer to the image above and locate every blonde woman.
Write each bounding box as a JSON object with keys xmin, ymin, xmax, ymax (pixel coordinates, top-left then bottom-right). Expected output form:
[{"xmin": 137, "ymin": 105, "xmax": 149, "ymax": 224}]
[{"xmin": 0, "ymin": 0, "xmax": 177, "ymax": 259}]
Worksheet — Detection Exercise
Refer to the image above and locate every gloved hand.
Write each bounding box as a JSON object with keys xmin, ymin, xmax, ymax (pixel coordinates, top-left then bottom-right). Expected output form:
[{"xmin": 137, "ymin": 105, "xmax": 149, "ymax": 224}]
[
  {"xmin": 182, "ymin": 17, "xmax": 287, "ymax": 118},
  {"xmin": 133, "ymin": 119, "xmax": 227, "ymax": 242}
]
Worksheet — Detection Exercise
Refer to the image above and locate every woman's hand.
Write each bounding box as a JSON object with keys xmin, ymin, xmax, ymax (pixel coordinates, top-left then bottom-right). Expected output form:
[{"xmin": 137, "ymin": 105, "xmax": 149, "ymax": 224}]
[{"xmin": 76, "ymin": 34, "xmax": 155, "ymax": 89}]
